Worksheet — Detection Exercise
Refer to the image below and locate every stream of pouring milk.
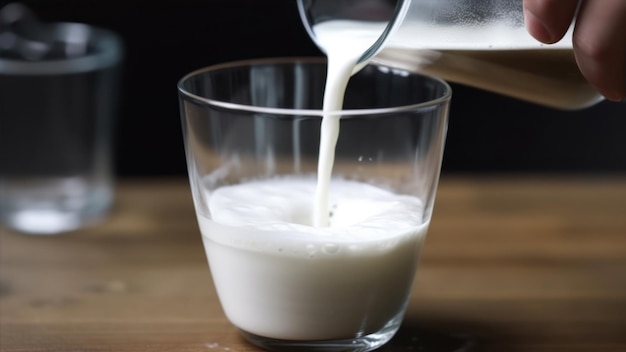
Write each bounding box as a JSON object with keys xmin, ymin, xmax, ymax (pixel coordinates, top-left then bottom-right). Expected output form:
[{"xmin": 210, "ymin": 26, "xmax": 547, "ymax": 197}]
[{"xmin": 312, "ymin": 21, "xmax": 385, "ymax": 227}]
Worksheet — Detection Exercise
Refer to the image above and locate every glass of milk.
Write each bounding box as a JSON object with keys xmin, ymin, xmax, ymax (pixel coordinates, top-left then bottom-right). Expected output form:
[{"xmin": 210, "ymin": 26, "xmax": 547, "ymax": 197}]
[{"xmin": 178, "ymin": 57, "xmax": 451, "ymax": 352}]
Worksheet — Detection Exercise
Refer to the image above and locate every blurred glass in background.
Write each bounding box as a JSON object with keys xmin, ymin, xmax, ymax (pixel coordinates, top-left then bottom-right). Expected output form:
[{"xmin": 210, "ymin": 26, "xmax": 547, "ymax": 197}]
[{"xmin": 0, "ymin": 3, "xmax": 124, "ymax": 235}]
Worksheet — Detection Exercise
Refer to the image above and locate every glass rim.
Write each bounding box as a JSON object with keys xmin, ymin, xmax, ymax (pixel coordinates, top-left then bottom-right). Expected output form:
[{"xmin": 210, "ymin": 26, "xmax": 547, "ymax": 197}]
[
  {"xmin": 177, "ymin": 57, "xmax": 452, "ymax": 117},
  {"xmin": 0, "ymin": 22, "xmax": 123, "ymax": 75}
]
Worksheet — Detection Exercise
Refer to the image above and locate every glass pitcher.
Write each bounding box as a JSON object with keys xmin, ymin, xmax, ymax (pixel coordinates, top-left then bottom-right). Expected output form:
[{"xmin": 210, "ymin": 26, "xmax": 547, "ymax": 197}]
[{"xmin": 299, "ymin": 0, "xmax": 602, "ymax": 110}]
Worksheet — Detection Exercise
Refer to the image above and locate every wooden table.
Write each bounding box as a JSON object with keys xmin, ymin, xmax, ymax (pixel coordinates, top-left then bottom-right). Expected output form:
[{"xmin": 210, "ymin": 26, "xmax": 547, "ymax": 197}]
[{"xmin": 2, "ymin": 176, "xmax": 626, "ymax": 352}]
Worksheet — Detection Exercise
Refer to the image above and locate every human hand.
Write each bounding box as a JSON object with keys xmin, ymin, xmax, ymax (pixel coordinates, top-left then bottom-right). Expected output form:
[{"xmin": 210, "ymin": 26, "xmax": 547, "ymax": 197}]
[{"xmin": 523, "ymin": 0, "xmax": 626, "ymax": 102}]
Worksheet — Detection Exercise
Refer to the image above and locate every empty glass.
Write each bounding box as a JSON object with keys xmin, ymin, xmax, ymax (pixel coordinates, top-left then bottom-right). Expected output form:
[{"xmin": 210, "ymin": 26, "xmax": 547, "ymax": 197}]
[{"xmin": 0, "ymin": 3, "xmax": 123, "ymax": 234}]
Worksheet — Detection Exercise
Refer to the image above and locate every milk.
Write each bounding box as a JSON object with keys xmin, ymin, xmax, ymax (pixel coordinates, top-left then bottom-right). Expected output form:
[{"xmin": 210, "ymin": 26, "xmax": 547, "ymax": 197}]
[
  {"xmin": 375, "ymin": 48, "xmax": 600, "ymax": 109},
  {"xmin": 374, "ymin": 23, "xmax": 603, "ymax": 109},
  {"xmin": 198, "ymin": 177, "xmax": 427, "ymax": 340},
  {"xmin": 311, "ymin": 20, "xmax": 383, "ymax": 227}
]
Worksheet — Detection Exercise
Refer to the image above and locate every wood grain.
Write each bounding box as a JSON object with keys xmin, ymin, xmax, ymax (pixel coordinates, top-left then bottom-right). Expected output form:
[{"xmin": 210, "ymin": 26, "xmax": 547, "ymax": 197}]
[{"xmin": 2, "ymin": 176, "xmax": 626, "ymax": 352}]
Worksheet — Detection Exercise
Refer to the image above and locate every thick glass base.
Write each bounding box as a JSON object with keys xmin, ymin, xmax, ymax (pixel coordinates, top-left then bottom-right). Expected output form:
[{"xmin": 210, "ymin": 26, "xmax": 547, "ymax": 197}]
[
  {"xmin": 239, "ymin": 315, "xmax": 402, "ymax": 352},
  {"xmin": 3, "ymin": 209, "xmax": 84, "ymax": 235},
  {"xmin": 0, "ymin": 176, "xmax": 112, "ymax": 235}
]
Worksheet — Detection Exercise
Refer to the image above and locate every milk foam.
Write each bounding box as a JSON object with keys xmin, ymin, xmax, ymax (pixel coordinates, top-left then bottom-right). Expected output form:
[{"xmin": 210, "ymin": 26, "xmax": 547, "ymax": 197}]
[
  {"xmin": 207, "ymin": 177, "xmax": 425, "ymax": 242},
  {"xmin": 314, "ymin": 18, "xmax": 573, "ymax": 50},
  {"xmin": 388, "ymin": 21, "xmax": 573, "ymax": 50}
]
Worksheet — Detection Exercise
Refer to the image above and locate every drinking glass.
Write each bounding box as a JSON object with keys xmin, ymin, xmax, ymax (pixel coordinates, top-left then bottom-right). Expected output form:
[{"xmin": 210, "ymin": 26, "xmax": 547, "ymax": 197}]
[
  {"xmin": 178, "ymin": 57, "xmax": 451, "ymax": 352},
  {"xmin": 0, "ymin": 4, "xmax": 123, "ymax": 234}
]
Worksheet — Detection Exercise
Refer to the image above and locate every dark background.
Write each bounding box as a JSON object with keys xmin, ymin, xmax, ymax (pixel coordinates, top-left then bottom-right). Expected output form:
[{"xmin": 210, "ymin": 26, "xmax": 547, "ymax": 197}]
[{"xmin": 11, "ymin": 0, "xmax": 626, "ymax": 177}]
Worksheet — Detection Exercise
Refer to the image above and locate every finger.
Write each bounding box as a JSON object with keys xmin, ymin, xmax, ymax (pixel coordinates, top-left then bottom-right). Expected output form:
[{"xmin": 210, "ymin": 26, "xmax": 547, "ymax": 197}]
[
  {"xmin": 523, "ymin": 0, "xmax": 579, "ymax": 43},
  {"xmin": 573, "ymin": 0, "xmax": 626, "ymax": 101}
]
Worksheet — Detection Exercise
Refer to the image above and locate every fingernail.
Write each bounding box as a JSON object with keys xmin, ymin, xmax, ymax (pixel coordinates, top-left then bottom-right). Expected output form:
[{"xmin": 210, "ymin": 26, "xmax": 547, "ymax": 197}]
[{"xmin": 524, "ymin": 8, "xmax": 556, "ymax": 43}]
